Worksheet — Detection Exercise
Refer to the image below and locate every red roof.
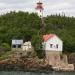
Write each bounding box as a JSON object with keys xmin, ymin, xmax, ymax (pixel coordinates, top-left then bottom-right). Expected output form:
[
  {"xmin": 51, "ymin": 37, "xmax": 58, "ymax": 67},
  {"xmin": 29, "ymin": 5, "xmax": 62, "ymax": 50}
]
[{"xmin": 43, "ymin": 34, "xmax": 55, "ymax": 41}]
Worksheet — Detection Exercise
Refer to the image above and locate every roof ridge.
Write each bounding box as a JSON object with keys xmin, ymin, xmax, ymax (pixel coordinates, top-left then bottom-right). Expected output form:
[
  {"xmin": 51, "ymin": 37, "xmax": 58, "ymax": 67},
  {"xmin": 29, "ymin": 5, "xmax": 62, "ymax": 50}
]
[{"xmin": 43, "ymin": 34, "xmax": 56, "ymax": 41}]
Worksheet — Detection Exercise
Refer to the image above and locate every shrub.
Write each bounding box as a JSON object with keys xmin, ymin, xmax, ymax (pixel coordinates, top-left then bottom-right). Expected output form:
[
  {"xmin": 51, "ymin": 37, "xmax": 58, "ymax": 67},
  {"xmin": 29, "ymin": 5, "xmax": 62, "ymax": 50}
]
[{"xmin": 0, "ymin": 43, "xmax": 11, "ymax": 52}]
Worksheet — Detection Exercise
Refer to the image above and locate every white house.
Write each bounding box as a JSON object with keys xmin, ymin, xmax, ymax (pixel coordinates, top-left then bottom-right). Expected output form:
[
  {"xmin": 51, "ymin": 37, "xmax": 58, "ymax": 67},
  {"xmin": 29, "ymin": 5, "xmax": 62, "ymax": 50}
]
[
  {"xmin": 42, "ymin": 34, "xmax": 74, "ymax": 70},
  {"xmin": 22, "ymin": 41, "xmax": 32, "ymax": 51},
  {"xmin": 43, "ymin": 34, "xmax": 63, "ymax": 51},
  {"xmin": 42, "ymin": 34, "xmax": 63, "ymax": 66}
]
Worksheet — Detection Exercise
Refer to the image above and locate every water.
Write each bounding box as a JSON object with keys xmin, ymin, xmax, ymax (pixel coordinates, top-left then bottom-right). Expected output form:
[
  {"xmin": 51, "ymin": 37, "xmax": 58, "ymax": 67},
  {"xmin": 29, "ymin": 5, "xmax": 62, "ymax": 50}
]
[{"xmin": 0, "ymin": 71, "xmax": 75, "ymax": 75}]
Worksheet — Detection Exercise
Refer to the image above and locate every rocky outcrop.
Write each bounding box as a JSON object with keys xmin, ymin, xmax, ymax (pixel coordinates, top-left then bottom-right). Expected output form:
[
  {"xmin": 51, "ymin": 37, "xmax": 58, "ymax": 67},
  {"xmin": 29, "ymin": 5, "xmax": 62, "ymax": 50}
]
[
  {"xmin": 68, "ymin": 53, "xmax": 75, "ymax": 70},
  {"xmin": 0, "ymin": 58, "xmax": 53, "ymax": 73},
  {"xmin": 0, "ymin": 50, "xmax": 74, "ymax": 72}
]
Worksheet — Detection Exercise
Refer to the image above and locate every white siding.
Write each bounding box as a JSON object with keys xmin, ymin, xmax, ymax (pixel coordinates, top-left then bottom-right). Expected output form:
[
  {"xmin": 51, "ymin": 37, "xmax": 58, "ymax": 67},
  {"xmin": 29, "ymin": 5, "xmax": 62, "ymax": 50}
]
[
  {"xmin": 44, "ymin": 36, "xmax": 63, "ymax": 51},
  {"xmin": 12, "ymin": 40, "xmax": 23, "ymax": 45},
  {"xmin": 22, "ymin": 42, "xmax": 32, "ymax": 51}
]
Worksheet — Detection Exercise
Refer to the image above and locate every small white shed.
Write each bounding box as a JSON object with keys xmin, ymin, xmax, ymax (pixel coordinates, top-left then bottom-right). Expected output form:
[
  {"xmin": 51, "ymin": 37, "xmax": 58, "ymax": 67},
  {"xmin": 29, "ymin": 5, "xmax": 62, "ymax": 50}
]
[{"xmin": 12, "ymin": 39, "xmax": 23, "ymax": 49}]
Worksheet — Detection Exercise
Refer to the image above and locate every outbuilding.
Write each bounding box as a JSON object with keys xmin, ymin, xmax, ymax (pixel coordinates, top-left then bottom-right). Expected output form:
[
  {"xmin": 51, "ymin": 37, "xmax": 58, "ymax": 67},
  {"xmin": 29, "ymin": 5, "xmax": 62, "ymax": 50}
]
[
  {"xmin": 12, "ymin": 39, "xmax": 23, "ymax": 50},
  {"xmin": 42, "ymin": 34, "xmax": 63, "ymax": 66},
  {"xmin": 22, "ymin": 41, "xmax": 32, "ymax": 52}
]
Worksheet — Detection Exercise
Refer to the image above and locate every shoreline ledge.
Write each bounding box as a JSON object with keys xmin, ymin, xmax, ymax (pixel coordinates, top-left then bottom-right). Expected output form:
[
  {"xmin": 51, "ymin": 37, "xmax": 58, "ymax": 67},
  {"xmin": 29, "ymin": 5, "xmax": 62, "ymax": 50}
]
[
  {"xmin": 0, "ymin": 58, "xmax": 74, "ymax": 72},
  {"xmin": 0, "ymin": 63, "xmax": 54, "ymax": 73}
]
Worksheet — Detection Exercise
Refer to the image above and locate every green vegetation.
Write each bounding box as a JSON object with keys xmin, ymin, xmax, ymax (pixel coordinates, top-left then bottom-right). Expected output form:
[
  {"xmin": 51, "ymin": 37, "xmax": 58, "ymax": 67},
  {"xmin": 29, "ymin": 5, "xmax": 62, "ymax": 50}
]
[
  {"xmin": 0, "ymin": 43, "xmax": 11, "ymax": 51},
  {"xmin": 0, "ymin": 11, "xmax": 75, "ymax": 55}
]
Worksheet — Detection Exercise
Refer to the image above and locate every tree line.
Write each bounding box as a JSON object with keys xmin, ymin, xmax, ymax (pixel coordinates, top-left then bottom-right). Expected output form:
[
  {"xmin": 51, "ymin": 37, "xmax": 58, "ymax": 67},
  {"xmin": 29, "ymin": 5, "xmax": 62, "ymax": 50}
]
[{"xmin": 0, "ymin": 11, "xmax": 75, "ymax": 53}]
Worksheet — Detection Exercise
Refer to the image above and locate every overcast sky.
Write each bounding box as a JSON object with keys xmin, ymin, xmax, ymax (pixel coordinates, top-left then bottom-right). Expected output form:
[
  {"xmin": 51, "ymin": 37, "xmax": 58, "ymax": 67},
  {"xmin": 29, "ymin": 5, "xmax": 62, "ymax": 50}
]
[{"xmin": 0, "ymin": 0, "xmax": 75, "ymax": 17}]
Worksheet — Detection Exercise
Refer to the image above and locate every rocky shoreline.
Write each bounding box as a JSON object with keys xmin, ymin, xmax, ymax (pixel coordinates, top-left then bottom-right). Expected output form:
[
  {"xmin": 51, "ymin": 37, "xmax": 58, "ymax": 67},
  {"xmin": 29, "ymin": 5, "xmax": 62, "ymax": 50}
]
[
  {"xmin": 0, "ymin": 50, "xmax": 74, "ymax": 73},
  {"xmin": 0, "ymin": 58, "xmax": 54, "ymax": 73},
  {"xmin": 0, "ymin": 62, "xmax": 75, "ymax": 73},
  {"xmin": 0, "ymin": 64, "xmax": 54, "ymax": 73},
  {"xmin": 0, "ymin": 63, "xmax": 75, "ymax": 74}
]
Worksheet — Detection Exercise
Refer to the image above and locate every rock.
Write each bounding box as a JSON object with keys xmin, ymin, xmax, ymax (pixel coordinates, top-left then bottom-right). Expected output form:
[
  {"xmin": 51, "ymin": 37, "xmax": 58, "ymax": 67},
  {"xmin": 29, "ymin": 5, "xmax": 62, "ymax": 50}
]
[
  {"xmin": 0, "ymin": 58, "xmax": 53, "ymax": 73},
  {"xmin": 68, "ymin": 53, "xmax": 75, "ymax": 70}
]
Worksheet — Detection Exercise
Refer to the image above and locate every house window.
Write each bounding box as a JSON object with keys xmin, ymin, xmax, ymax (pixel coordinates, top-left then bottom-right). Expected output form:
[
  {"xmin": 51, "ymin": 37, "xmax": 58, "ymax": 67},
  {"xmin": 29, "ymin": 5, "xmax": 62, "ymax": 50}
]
[
  {"xmin": 56, "ymin": 44, "xmax": 58, "ymax": 48},
  {"xmin": 18, "ymin": 45, "xmax": 21, "ymax": 48},
  {"xmin": 50, "ymin": 44, "xmax": 53, "ymax": 48},
  {"xmin": 12, "ymin": 45, "xmax": 16, "ymax": 48}
]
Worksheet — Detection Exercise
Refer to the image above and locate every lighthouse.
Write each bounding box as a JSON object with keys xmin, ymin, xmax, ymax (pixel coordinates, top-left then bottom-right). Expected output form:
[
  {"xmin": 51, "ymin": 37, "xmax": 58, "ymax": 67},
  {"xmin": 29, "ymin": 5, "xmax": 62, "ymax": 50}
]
[
  {"xmin": 35, "ymin": 1, "xmax": 45, "ymax": 35},
  {"xmin": 35, "ymin": 1, "xmax": 44, "ymax": 18},
  {"xmin": 35, "ymin": 1, "xmax": 45, "ymax": 59}
]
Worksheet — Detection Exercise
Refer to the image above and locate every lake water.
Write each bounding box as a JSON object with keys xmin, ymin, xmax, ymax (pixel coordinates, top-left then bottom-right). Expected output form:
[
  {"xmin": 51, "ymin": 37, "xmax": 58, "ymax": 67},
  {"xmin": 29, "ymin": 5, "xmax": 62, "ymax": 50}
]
[{"xmin": 0, "ymin": 71, "xmax": 75, "ymax": 75}]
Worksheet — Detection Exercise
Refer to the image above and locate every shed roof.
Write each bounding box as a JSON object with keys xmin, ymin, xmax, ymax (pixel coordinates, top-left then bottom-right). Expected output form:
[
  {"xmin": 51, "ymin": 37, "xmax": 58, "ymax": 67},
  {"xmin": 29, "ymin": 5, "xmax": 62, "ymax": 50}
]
[{"xmin": 43, "ymin": 34, "xmax": 56, "ymax": 41}]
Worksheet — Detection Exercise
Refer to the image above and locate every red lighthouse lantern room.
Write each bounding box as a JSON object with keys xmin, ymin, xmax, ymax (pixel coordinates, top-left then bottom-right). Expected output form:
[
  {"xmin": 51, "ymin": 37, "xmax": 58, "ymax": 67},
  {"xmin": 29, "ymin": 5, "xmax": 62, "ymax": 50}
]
[{"xmin": 36, "ymin": 1, "xmax": 44, "ymax": 12}]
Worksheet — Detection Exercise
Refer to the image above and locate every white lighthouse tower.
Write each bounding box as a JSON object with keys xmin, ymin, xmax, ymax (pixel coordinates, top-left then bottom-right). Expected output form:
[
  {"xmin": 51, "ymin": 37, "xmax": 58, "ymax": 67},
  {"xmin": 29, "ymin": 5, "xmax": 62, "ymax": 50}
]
[
  {"xmin": 35, "ymin": 1, "xmax": 44, "ymax": 18},
  {"xmin": 35, "ymin": 1, "xmax": 45, "ymax": 35}
]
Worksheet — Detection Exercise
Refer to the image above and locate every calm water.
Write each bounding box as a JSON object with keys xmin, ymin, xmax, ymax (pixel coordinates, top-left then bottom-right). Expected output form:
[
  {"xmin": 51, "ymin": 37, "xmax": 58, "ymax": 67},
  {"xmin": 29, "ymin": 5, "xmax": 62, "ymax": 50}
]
[{"xmin": 0, "ymin": 71, "xmax": 75, "ymax": 75}]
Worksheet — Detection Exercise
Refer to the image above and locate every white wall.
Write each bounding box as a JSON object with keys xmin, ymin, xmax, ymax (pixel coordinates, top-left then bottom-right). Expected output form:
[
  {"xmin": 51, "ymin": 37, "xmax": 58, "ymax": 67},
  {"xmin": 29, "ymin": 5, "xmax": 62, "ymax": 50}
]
[
  {"xmin": 22, "ymin": 42, "xmax": 32, "ymax": 51},
  {"xmin": 22, "ymin": 45, "xmax": 32, "ymax": 51},
  {"xmin": 12, "ymin": 40, "xmax": 23, "ymax": 45},
  {"xmin": 44, "ymin": 36, "xmax": 63, "ymax": 51}
]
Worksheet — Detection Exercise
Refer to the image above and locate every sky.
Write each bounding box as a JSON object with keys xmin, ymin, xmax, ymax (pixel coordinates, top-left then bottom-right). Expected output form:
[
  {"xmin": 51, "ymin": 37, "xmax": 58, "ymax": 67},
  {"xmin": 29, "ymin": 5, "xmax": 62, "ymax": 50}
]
[{"xmin": 0, "ymin": 0, "xmax": 75, "ymax": 17}]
